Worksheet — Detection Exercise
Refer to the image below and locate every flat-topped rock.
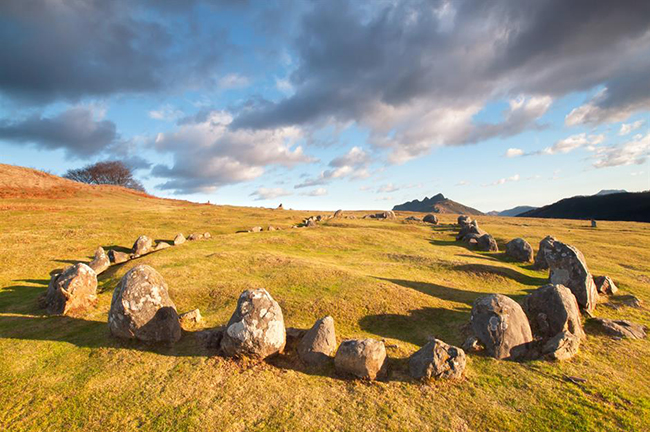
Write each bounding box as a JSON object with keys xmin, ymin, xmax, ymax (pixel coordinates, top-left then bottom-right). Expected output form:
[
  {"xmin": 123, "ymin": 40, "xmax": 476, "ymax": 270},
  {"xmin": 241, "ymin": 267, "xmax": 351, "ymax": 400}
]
[
  {"xmin": 594, "ymin": 318, "xmax": 646, "ymax": 339},
  {"xmin": 335, "ymin": 338, "xmax": 387, "ymax": 380}
]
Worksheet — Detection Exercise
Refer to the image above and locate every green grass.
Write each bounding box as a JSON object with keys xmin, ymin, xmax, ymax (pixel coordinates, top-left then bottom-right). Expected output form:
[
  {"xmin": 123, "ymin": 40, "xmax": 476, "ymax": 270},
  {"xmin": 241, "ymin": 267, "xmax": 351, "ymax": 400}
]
[{"xmin": 0, "ymin": 190, "xmax": 649, "ymax": 431}]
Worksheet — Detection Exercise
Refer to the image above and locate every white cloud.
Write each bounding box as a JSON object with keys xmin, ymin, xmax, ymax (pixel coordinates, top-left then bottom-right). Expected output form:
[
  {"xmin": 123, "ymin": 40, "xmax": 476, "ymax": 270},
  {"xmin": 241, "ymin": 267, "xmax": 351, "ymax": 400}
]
[
  {"xmin": 149, "ymin": 104, "xmax": 183, "ymax": 122},
  {"xmin": 486, "ymin": 174, "xmax": 520, "ymax": 186},
  {"xmin": 302, "ymin": 187, "xmax": 328, "ymax": 197},
  {"xmin": 619, "ymin": 120, "xmax": 645, "ymax": 136},
  {"xmin": 455, "ymin": 180, "xmax": 469, "ymax": 186},
  {"xmin": 505, "ymin": 148, "xmax": 524, "ymax": 158},
  {"xmin": 592, "ymin": 133, "xmax": 650, "ymax": 168},
  {"xmin": 539, "ymin": 133, "xmax": 605, "ymax": 155},
  {"xmin": 295, "ymin": 146, "xmax": 372, "ymax": 188},
  {"xmin": 275, "ymin": 77, "xmax": 294, "ymax": 95},
  {"xmin": 218, "ymin": 74, "xmax": 250, "ymax": 89},
  {"xmin": 249, "ymin": 187, "xmax": 291, "ymax": 201},
  {"xmin": 377, "ymin": 183, "xmax": 399, "ymax": 193}
]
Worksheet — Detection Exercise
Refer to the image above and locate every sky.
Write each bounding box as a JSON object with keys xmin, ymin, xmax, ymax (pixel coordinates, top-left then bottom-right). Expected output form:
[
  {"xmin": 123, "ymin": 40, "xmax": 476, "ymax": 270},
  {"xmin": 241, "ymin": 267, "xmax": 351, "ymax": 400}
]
[{"xmin": 1, "ymin": 0, "xmax": 649, "ymax": 212}]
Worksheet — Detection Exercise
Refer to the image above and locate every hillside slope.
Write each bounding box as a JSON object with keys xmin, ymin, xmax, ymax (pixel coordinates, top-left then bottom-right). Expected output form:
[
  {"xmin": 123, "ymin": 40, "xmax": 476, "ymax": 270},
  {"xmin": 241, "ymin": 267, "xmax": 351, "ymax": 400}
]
[
  {"xmin": 519, "ymin": 191, "xmax": 650, "ymax": 222},
  {"xmin": 393, "ymin": 193, "xmax": 483, "ymax": 215},
  {"xmin": 0, "ymin": 166, "xmax": 649, "ymax": 432}
]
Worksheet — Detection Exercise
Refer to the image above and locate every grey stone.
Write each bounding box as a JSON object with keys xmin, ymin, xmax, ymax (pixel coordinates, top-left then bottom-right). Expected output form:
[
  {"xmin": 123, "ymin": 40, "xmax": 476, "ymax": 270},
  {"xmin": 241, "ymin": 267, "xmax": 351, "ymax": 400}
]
[
  {"xmin": 132, "ymin": 235, "xmax": 153, "ymax": 256},
  {"xmin": 423, "ymin": 214, "xmax": 439, "ymax": 224},
  {"xmin": 173, "ymin": 233, "xmax": 186, "ymax": 245},
  {"xmin": 179, "ymin": 308, "xmax": 202, "ymax": 330},
  {"xmin": 298, "ymin": 316, "xmax": 337, "ymax": 366},
  {"xmin": 476, "ymin": 234, "xmax": 499, "ymax": 252},
  {"xmin": 456, "ymin": 220, "xmax": 485, "ymax": 241},
  {"xmin": 154, "ymin": 241, "xmax": 171, "ymax": 251},
  {"xmin": 334, "ymin": 338, "xmax": 387, "ymax": 380},
  {"xmin": 409, "ymin": 339, "xmax": 466, "ymax": 380},
  {"xmin": 542, "ymin": 331, "xmax": 581, "ymax": 361},
  {"xmin": 546, "ymin": 241, "xmax": 598, "ymax": 312},
  {"xmin": 594, "ymin": 318, "xmax": 646, "ymax": 339},
  {"xmin": 108, "ymin": 249, "xmax": 130, "ymax": 264},
  {"xmin": 523, "ymin": 284, "xmax": 585, "ymax": 340},
  {"xmin": 108, "ymin": 265, "xmax": 181, "ymax": 343},
  {"xmin": 188, "ymin": 233, "xmax": 204, "ymax": 241},
  {"xmin": 458, "ymin": 215, "xmax": 472, "ymax": 227},
  {"xmin": 594, "ymin": 276, "xmax": 618, "ymax": 295},
  {"xmin": 45, "ymin": 263, "xmax": 97, "ymax": 316},
  {"xmin": 88, "ymin": 246, "xmax": 110, "ymax": 274},
  {"xmin": 534, "ymin": 235, "xmax": 556, "ymax": 270},
  {"xmin": 249, "ymin": 226, "xmax": 263, "ymax": 232},
  {"xmin": 505, "ymin": 238, "xmax": 534, "ymax": 262}
]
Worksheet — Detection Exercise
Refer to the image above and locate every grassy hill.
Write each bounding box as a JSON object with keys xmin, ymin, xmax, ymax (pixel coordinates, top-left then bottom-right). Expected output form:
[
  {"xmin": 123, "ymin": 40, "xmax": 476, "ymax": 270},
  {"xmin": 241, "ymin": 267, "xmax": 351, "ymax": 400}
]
[{"xmin": 1, "ymin": 165, "xmax": 649, "ymax": 431}]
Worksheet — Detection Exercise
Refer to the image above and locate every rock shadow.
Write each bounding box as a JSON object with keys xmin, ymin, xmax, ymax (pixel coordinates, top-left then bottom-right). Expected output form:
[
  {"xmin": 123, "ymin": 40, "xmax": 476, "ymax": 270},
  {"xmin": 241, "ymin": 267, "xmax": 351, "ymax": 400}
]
[
  {"xmin": 376, "ymin": 277, "xmax": 486, "ymax": 306},
  {"xmin": 453, "ymin": 263, "xmax": 547, "ymax": 288}
]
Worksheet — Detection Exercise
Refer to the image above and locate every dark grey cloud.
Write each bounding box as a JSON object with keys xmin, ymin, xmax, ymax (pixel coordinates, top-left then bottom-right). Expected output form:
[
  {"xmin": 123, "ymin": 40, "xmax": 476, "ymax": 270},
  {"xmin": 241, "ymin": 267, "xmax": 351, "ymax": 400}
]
[
  {"xmin": 232, "ymin": 0, "xmax": 650, "ymax": 160},
  {"xmin": 0, "ymin": 107, "xmax": 116, "ymax": 157}
]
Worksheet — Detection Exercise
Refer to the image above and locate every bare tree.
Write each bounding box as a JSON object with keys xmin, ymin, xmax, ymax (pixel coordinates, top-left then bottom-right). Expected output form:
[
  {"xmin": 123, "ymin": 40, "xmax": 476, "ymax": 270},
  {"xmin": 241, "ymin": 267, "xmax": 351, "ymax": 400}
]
[{"xmin": 64, "ymin": 161, "xmax": 145, "ymax": 192}]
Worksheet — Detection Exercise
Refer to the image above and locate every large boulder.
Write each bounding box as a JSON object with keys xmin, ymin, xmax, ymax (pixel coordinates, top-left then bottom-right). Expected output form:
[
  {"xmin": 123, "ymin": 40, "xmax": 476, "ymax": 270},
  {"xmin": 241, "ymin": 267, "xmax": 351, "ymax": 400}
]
[
  {"xmin": 108, "ymin": 265, "xmax": 181, "ymax": 343},
  {"xmin": 132, "ymin": 235, "xmax": 153, "ymax": 256},
  {"xmin": 173, "ymin": 233, "xmax": 186, "ymax": 245},
  {"xmin": 476, "ymin": 234, "xmax": 499, "ymax": 252},
  {"xmin": 220, "ymin": 289, "xmax": 286, "ymax": 359},
  {"xmin": 423, "ymin": 214, "xmax": 439, "ymax": 224},
  {"xmin": 506, "ymin": 238, "xmax": 534, "ymax": 262},
  {"xmin": 45, "ymin": 263, "xmax": 97, "ymax": 316},
  {"xmin": 334, "ymin": 339, "xmax": 387, "ymax": 380},
  {"xmin": 298, "ymin": 316, "xmax": 337, "ymax": 366},
  {"xmin": 470, "ymin": 294, "xmax": 533, "ymax": 360},
  {"xmin": 456, "ymin": 220, "xmax": 485, "ymax": 241},
  {"xmin": 88, "ymin": 246, "xmax": 110, "ymax": 274},
  {"xmin": 523, "ymin": 284, "xmax": 585, "ymax": 340},
  {"xmin": 409, "ymin": 339, "xmax": 466, "ymax": 380},
  {"xmin": 546, "ymin": 241, "xmax": 598, "ymax": 312},
  {"xmin": 594, "ymin": 276, "xmax": 618, "ymax": 295},
  {"xmin": 534, "ymin": 236, "xmax": 556, "ymax": 270}
]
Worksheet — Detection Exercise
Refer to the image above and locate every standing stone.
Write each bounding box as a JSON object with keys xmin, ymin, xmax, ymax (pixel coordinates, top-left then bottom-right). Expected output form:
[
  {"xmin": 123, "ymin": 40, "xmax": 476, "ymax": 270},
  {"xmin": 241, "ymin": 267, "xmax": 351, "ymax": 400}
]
[
  {"xmin": 298, "ymin": 316, "xmax": 337, "ymax": 366},
  {"xmin": 88, "ymin": 246, "xmax": 110, "ymax": 274},
  {"xmin": 534, "ymin": 236, "xmax": 556, "ymax": 270},
  {"xmin": 45, "ymin": 263, "xmax": 97, "ymax": 316},
  {"xmin": 108, "ymin": 249, "xmax": 130, "ymax": 264},
  {"xmin": 108, "ymin": 265, "xmax": 181, "ymax": 343},
  {"xmin": 220, "ymin": 289, "xmax": 286, "ymax": 359},
  {"xmin": 423, "ymin": 214, "xmax": 439, "ymax": 224},
  {"xmin": 154, "ymin": 241, "xmax": 171, "ymax": 251},
  {"xmin": 477, "ymin": 234, "xmax": 499, "ymax": 252},
  {"xmin": 546, "ymin": 241, "xmax": 598, "ymax": 312},
  {"xmin": 409, "ymin": 339, "xmax": 466, "ymax": 380},
  {"xmin": 591, "ymin": 219, "xmax": 597, "ymax": 228},
  {"xmin": 458, "ymin": 215, "xmax": 472, "ymax": 226},
  {"xmin": 470, "ymin": 294, "xmax": 533, "ymax": 360},
  {"xmin": 132, "ymin": 235, "xmax": 153, "ymax": 256},
  {"xmin": 457, "ymin": 220, "xmax": 485, "ymax": 241},
  {"xmin": 594, "ymin": 276, "xmax": 619, "ymax": 295},
  {"xmin": 333, "ymin": 209, "xmax": 343, "ymax": 218},
  {"xmin": 305, "ymin": 220, "xmax": 316, "ymax": 228},
  {"xmin": 334, "ymin": 339, "xmax": 387, "ymax": 380},
  {"xmin": 505, "ymin": 238, "xmax": 534, "ymax": 262},
  {"xmin": 173, "ymin": 233, "xmax": 186, "ymax": 245},
  {"xmin": 523, "ymin": 284, "xmax": 585, "ymax": 340}
]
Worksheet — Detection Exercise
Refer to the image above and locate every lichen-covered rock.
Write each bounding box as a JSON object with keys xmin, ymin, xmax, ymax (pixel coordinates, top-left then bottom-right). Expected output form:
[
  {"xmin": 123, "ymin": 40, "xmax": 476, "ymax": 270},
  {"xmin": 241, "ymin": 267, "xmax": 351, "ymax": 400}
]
[
  {"xmin": 476, "ymin": 234, "xmax": 499, "ymax": 252},
  {"xmin": 470, "ymin": 294, "xmax": 533, "ymax": 360},
  {"xmin": 334, "ymin": 339, "xmax": 387, "ymax": 380},
  {"xmin": 534, "ymin": 236, "xmax": 556, "ymax": 270},
  {"xmin": 542, "ymin": 331, "xmax": 581, "ymax": 361},
  {"xmin": 546, "ymin": 241, "xmax": 598, "ymax": 312},
  {"xmin": 456, "ymin": 220, "xmax": 485, "ymax": 241},
  {"xmin": 108, "ymin": 249, "xmax": 130, "ymax": 264},
  {"xmin": 108, "ymin": 265, "xmax": 181, "ymax": 343},
  {"xmin": 154, "ymin": 241, "xmax": 171, "ymax": 251},
  {"xmin": 88, "ymin": 246, "xmax": 110, "ymax": 274},
  {"xmin": 458, "ymin": 215, "xmax": 472, "ymax": 227},
  {"xmin": 179, "ymin": 308, "xmax": 202, "ymax": 330},
  {"xmin": 45, "ymin": 263, "xmax": 97, "ymax": 316},
  {"xmin": 423, "ymin": 214, "xmax": 439, "ymax": 224},
  {"xmin": 506, "ymin": 238, "xmax": 534, "ymax": 262},
  {"xmin": 409, "ymin": 339, "xmax": 466, "ymax": 380},
  {"xmin": 220, "ymin": 289, "xmax": 286, "ymax": 359},
  {"xmin": 594, "ymin": 318, "xmax": 646, "ymax": 339},
  {"xmin": 523, "ymin": 284, "xmax": 585, "ymax": 340},
  {"xmin": 594, "ymin": 276, "xmax": 618, "ymax": 295},
  {"xmin": 132, "ymin": 235, "xmax": 153, "ymax": 256},
  {"xmin": 173, "ymin": 233, "xmax": 186, "ymax": 245},
  {"xmin": 298, "ymin": 316, "xmax": 337, "ymax": 366}
]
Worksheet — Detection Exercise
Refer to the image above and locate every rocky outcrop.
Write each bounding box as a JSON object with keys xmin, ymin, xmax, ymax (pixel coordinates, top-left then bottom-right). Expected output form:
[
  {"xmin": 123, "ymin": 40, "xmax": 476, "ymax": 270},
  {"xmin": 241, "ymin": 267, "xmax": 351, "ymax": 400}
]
[
  {"xmin": 45, "ymin": 263, "xmax": 97, "ymax": 316},
  {"xmin": 132, "ymin": 235, "xmax": 153, "ymax": 256},
  {"xmin": 88, "ymin": 246, "xmax": 110, "ymax": 274},
  {"xmin": 220, "ymin": 289, "xmax": 286, "ymax": 359},
  {"xmin": 108, "ymin": 265, "xmax": 181, "ymax": 343},
  {"xmin": 546, "ymin": 241, "xmax": 598, "ymax": 312},
  {"xmin": 409, "ymin": 339, "xmax": 466, "ymax": 380},
  {"xmin": 505, "ymin": 238, "xmax": 534, "ymax": 262},
  {"xmin": 334, "ymin": 339, "xmax": 387, "ymax": 380},
  {"xmin": 298, "ymin": 316, "xmax": 337, "ymax": 366},
  {"xmin": 456, "ymin": 220, "xmax": 485, "ymax": 241},
  {"xmin": 469, "ymin": 294, "xmax": 533, "ymax": 360}
]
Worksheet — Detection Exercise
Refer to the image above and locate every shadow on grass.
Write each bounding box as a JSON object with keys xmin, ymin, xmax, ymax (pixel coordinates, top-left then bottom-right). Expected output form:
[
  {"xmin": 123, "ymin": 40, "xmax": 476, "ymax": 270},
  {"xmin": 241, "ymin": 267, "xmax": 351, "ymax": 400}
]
[
  {"xmin": 102, "ymin": 244, "xmax": 132, "ymax": 254},
  {"xmin": 376, "ymin": 277, "xmax": 485, "ymax": 306},
  {"xmin": 453, "ymin": 263, "xmax": 547, "ymax": 288}
]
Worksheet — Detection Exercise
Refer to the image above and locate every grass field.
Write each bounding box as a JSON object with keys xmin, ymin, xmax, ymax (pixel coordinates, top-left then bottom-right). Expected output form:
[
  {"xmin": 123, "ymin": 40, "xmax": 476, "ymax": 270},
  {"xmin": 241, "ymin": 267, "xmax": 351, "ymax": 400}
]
[{"xmin": 1, "ymin": 179, "xmax": 649, "ymax": 431}]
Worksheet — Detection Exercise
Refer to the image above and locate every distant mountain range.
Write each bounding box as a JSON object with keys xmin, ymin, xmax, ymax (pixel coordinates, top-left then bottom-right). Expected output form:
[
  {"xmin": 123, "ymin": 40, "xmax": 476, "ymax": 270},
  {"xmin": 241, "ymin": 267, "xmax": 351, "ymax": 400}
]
[
  {"xmin": 518, "ymin": 191, "xmax": 650, "ymax": 222},
  {"xmin": 487, "ymin": 205, "xmax": 538, "ymax": 217},
  {"xmin": 393, "ymin": 193, "xmax": 483, "ymax": 215},
  {"xmin": 594, "ymin": 189, "xmax": 627, "ymax": 196}
]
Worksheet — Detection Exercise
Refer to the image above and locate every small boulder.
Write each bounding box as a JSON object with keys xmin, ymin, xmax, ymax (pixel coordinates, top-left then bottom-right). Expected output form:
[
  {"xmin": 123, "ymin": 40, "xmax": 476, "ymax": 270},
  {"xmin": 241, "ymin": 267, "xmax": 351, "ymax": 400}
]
[
  {"xmin": 594, "ymin": 276, "xmax": 618, "ymax": 295},
  {"xmin": 423, "ymin": 214, "xmax": 439, "ymax": 224},
  {"xmin": 542, "ymin": 331, "xmax": 581, "ymax": 361},
  {"xmin": 203, "ymin": 232, "xmax": 211, "ymax": 239},
  {"xmin": 461, "ymin": 335, "xmax": 484, "ymax": 352},
  {"xmin": 154, "ymin": 241, "xmax": 171, "ymax": 251},
  {"xmin": 333, "ymin": 209, "xmax": 343, "ymax": 218},
  {"xmin": 456, "ymin": 220, "xmax": 485, "ymax": 241},
  {"xmin": 45, "ymin": 263, "xmax": 97, "ymax": 315},
  {"xmin": 277, "ymin": 203, "xmax": 284, "ymax": 210},
  {"xmin": 546, "ymin": 241, "xmax": 598, "ymax": 312},
  {"xmin": 108, "ymin": 249, "xmax": 130, "ymax": 264},
  {"xmin": 476, "ymin": 234, "xmax": 499, "ymax": 252},
  {"xmin": 188, "ymin": 233, "xmax": 204, "ymax": 241},
  {"xmin": 179, "ymin": 308, "xmax": 203, "ymax": 330},
  {"xmin": 470, "ymin": 294, "xmax": 533, "ymax": 360},
  {"xmin": 409, "ymin": 339, "xmax": 466, "ymax": 380},
  {"xmin": 404, "ymin": 216, "xmax": 422, "ymax": 222},
  {"xmin": 458, "ymin": 215, "xmax": 472, "ymax": 226},
  {"xmin": 108, "ymin": 265, "xmax": 181, "ymax": 343},
  {"xmin": 591, "ymin": 219, "xmax": 597, "ymax": 228},
  {"xmin": 173, "ymin": 233, "xmax": 186, "ymax": 245},
  {"xmin": 594, "ymin": 318, "xmax": 646, "ymax": 339},
  {"xmin": 88, "ymin": 246, "xmax": 110, "ymax": 274},
  {"xmin": 334, "ymin": 339, "xmax": 387, "ymax": 380},
  {"xmin": 305, "ymin": 220, "xmax": 316, "ymax": 228},
  {"xmin": 505, "ymin": 238, "xmax": 534, "ymax": 262},
  {"xmin": 534, "ymin": 235, "xmax": 556, "ymax": 270},
  {"xmin": 268, "ymin": 226, "xmax": 277, "ymax": 231},
  {"xmin": 220, "ymin": 289, "xmax": 286, "ymax": 359},
  {"xmin": 132, "ymin": 235, "xmax": 153, "ymax": 256},
  {"xmin": 523, "ymin": 284, "xmax": 585, "ymax": 340},
  {"xmin": 298, "ymin": 316, "xmax": 337, "ymax": 366},
  {"xmin": 249, "ymin": 226, "xmax": 263, "ymax": 233},
  {"xmin": 374, "ymin": 211, "xmax": 396, "ymax": 220}
]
